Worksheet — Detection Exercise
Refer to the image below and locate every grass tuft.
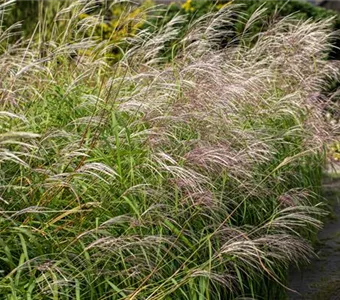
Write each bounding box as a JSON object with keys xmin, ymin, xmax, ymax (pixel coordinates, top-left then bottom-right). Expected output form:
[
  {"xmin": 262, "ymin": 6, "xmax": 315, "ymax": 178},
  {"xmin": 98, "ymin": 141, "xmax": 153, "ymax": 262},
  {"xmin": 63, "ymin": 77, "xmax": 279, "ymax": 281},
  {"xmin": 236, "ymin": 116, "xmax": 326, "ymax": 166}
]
[{"xmin": 0, "ymin": 1, "xmax": 339, "ymax": 299}]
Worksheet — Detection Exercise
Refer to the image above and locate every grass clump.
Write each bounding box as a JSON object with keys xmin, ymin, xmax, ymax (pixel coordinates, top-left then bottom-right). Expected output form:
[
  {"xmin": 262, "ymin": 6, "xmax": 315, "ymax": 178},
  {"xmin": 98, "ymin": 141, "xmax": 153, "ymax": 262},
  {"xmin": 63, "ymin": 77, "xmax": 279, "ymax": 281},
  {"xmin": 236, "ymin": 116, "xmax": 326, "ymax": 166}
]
[{"xmin": 0, "ymin": 1, "xmax": 339, "ymax": 299}]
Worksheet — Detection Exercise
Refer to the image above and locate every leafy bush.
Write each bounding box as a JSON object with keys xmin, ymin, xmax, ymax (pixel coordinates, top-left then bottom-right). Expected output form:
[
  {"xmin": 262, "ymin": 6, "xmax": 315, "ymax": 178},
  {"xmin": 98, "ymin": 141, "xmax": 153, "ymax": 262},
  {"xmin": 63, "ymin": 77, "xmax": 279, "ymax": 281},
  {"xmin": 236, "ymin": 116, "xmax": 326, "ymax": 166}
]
[{"xmin": 0, "ymin": 1, "xmax": 338, "ymax": 299}]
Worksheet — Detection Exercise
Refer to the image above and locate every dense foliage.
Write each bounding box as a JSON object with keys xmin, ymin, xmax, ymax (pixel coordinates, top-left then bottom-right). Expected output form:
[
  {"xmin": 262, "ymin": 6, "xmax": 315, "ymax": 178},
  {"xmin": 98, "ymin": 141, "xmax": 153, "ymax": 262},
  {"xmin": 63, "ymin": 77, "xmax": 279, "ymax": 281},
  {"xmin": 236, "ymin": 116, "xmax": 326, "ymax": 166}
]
[
  {"xmin": 146, "ymin": 0, "xmax": 340, "ymax": 59},
  {"xmin": 4, "ymin": 0, "xmax": 340, "ymax": 58},
  {"xmin": 0, "ymin": 1, "xmax": 339, "ymax": 299}
]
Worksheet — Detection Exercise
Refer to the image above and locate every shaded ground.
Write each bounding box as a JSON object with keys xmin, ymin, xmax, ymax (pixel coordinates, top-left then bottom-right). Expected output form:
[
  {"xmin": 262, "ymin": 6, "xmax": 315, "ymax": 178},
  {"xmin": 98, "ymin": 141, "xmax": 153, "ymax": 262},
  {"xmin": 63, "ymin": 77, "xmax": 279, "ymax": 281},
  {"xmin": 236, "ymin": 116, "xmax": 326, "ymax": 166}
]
[{"xmin": 288, "ymin": 174, "xmax": 340, "ymax": 300}]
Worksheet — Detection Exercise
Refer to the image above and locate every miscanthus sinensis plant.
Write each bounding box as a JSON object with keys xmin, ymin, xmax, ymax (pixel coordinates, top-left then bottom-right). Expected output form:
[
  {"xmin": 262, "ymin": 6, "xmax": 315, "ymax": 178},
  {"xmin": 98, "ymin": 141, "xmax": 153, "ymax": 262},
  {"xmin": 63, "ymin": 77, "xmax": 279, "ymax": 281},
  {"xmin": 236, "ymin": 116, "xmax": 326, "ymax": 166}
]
[{"xmin": 0, "ymin": 1, "xmax": 339, "ymax": 299}]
